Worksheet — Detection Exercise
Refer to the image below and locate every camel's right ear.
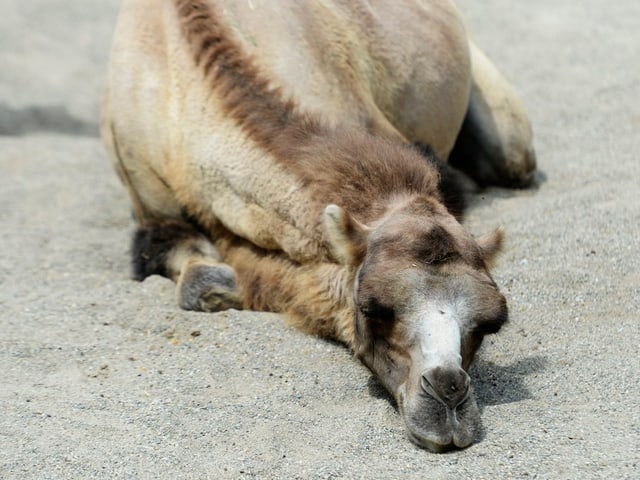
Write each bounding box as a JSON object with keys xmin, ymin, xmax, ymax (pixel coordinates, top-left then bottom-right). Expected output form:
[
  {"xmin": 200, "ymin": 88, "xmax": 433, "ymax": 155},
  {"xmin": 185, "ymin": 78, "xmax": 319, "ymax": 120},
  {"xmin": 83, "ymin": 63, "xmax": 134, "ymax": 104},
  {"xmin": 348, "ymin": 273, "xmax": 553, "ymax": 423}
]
[
  {"xmin": 477, "ymin": 227, "xmax": 505, "ymax": 268},
  {"xmin": 323, "ymin": 204, "xmax": 369, "ymax": 266}
]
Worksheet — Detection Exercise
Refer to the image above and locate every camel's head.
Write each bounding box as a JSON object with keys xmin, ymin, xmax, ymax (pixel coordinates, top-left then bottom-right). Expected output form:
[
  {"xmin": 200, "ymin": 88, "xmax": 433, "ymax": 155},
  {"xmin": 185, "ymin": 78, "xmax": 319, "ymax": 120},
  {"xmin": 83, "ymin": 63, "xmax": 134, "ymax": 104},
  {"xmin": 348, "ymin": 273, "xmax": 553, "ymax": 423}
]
[{"xmin": 324, "ymin": 198, "xmax": 508, "ymax": 452}]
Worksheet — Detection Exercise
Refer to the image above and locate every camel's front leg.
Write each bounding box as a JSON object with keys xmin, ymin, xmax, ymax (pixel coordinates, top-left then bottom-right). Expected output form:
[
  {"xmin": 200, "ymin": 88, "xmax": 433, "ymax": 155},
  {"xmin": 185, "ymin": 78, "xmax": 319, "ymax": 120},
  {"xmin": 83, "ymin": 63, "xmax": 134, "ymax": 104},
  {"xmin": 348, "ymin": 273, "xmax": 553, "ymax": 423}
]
[
  {"xmin": 132, "ymin": 221, "xmax": 243, "ymax": 312},
  {"xmin": 450, "ymin": 40, "xmax": 536, "ymax": 188}
]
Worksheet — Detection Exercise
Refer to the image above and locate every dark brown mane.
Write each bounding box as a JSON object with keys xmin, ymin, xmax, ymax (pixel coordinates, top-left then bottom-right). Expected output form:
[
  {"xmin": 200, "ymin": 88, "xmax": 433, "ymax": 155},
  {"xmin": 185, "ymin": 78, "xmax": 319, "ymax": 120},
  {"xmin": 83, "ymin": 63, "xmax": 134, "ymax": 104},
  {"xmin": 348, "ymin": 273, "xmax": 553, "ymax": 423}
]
[{"xmin": 176, "ymin": 0, "xmax": 442, "ymax": 218}]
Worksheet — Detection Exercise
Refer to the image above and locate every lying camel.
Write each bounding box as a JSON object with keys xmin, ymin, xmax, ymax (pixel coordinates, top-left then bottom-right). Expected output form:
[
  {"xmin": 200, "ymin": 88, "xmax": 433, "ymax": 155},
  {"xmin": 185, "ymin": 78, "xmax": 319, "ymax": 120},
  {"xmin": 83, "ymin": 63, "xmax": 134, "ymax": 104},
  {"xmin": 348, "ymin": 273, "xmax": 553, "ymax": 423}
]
[{"xmin": 102, "ymin": 0, "xmax": 535, "ymax": 451}]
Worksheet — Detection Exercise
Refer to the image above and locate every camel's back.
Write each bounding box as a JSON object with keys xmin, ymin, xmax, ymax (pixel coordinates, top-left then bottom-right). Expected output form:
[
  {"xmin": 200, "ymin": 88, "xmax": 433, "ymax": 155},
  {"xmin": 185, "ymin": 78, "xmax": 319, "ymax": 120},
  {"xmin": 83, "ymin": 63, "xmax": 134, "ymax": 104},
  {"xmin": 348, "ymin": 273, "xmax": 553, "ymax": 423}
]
[
  {"xmin": 219, "ymin": 0, "xmax": 471, "ymax": 154},
  {"xmin": 104, "ymin": 0, "xmax": 472, "ymax": 168}
]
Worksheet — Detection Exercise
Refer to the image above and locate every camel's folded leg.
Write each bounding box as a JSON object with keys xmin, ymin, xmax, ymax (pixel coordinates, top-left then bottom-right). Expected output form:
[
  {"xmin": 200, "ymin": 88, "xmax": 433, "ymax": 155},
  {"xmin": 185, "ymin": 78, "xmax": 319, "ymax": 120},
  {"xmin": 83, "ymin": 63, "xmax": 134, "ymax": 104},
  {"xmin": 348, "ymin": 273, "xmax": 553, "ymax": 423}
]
[
  {"xmin": 132, "ymin": 221, "xmax": 243, "ymax": 312},
  {"xmin": 450, "ymin": 40, "xmax": 537, "ymax": 188}
]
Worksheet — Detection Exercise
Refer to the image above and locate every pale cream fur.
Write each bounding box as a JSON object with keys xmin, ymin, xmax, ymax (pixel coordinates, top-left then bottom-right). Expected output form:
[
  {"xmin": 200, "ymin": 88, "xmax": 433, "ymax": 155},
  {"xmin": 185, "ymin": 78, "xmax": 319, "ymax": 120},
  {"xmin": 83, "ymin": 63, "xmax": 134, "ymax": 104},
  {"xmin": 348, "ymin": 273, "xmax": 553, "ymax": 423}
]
[{"xmin": 103, "ymin": 0, "xmax": 534, "ymax": 258}]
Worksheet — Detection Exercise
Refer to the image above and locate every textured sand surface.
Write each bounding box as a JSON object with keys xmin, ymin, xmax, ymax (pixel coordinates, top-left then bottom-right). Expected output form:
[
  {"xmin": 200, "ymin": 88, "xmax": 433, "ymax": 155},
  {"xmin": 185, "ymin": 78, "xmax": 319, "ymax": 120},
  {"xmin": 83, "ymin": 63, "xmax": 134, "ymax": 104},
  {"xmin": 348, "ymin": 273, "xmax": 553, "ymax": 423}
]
[{"xmin": 1, "ymin": 1, "xmax": 638, "ymax": 478}]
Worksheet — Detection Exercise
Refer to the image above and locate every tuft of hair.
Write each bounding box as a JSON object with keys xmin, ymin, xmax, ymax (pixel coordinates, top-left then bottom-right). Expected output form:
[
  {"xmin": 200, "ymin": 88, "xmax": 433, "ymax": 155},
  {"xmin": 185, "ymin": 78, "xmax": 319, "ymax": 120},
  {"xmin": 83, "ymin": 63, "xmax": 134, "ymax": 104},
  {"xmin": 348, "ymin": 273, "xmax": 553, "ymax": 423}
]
[
  {"xmin": 131, "ymin": 221, "xmax": 204, "ymax": 281},
  {"xmin": 414, "ymin": 143, "xmax": 467, "ymax": 220}
]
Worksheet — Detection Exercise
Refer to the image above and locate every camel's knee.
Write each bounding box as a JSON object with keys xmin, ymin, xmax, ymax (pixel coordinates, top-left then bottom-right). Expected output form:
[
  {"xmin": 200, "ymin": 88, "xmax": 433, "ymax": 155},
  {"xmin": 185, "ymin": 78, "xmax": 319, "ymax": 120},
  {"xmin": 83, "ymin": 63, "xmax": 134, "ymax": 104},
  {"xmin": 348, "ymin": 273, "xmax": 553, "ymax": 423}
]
[{"xmin": 132, "ymin": 220, "xmax": 220, "ymax": 281}]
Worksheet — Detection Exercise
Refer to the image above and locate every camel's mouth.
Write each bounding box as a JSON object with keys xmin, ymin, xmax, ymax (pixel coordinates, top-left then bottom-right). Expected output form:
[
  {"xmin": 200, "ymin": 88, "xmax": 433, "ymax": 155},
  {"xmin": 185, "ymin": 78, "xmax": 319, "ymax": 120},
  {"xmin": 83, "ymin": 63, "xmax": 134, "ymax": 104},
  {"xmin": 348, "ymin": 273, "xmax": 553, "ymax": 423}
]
[
  {"xmin": 406, "ymin": 430, "xmax": 457, "ymax": 453},
  {"xmin": 398, "ymin": 385, "xmax": 480, "ymax": 452}
]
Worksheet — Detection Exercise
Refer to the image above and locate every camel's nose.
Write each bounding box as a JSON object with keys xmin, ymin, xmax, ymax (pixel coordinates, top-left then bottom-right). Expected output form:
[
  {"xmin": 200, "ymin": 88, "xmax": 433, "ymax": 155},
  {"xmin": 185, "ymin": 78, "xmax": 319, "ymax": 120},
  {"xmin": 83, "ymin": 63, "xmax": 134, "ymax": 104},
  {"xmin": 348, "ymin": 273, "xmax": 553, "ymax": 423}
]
[{"xmin": 421, "ymin": 366, "xmax": 471, "ymax": 410}]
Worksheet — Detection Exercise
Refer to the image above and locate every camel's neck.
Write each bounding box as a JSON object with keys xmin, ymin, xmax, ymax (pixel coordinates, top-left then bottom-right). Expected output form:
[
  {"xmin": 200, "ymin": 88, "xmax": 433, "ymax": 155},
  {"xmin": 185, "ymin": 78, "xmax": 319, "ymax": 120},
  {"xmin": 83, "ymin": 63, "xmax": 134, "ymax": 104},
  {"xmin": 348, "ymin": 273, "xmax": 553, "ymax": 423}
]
[{"xmin": 218, "ymin": 234, "xmax": 357, "ymax": 346}]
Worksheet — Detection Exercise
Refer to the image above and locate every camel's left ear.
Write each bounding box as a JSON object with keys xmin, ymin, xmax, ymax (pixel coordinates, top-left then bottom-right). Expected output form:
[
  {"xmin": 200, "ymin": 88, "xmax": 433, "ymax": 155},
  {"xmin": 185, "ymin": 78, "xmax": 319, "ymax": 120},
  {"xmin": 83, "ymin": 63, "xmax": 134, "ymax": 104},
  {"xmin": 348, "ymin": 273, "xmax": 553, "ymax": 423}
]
[
  {"xmin": 323, "ymin": 204, "xmax": 370, "ymax": 266},
  {"xmin": 476, "ymin": 227, "xmax": 505, "ymax": 267}
]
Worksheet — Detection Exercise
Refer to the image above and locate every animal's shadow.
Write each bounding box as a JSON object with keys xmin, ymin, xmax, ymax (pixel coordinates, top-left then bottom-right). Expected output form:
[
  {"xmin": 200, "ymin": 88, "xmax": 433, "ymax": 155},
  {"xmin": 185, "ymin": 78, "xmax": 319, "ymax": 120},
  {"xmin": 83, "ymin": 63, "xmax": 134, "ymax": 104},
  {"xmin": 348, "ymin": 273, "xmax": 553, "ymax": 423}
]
[
  {"xmin": 462, "ymin": 169, "xmax": 548, "ymax": 211},
  {"xmin": 0, "ymin": 103, "xmax": 99, "ymax": 137},
  {"xmin": 470, "ymin": 355, "xmax": 547, "ymax": 408}
]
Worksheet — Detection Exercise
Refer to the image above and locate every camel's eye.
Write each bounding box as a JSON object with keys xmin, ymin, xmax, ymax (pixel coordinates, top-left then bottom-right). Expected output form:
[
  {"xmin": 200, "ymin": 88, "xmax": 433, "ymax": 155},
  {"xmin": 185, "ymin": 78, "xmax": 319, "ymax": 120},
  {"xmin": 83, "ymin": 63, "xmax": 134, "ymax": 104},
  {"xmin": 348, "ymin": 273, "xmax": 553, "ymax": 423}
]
[{"xmin": 359, "ymin": 297, "xmax": 394, "ymax": 323}]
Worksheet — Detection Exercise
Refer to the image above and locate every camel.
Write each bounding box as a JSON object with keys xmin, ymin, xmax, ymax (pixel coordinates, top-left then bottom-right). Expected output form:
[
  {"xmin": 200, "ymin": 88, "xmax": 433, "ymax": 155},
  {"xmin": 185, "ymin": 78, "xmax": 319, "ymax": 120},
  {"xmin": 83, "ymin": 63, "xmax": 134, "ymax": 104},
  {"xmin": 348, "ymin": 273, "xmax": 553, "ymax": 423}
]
[{"xmin": 101, "ymin": 0, "xmax": 535, "ymax": 451}]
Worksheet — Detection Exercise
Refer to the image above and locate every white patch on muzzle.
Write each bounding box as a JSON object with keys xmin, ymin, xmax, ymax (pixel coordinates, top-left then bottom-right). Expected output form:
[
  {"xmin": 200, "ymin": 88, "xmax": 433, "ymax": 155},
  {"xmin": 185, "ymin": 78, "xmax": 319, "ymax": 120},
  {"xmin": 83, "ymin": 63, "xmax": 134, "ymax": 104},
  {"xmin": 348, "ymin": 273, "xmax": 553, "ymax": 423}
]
[{"xmin": 417, "ymin": 302, "xmax": 464, "ymax": 369}]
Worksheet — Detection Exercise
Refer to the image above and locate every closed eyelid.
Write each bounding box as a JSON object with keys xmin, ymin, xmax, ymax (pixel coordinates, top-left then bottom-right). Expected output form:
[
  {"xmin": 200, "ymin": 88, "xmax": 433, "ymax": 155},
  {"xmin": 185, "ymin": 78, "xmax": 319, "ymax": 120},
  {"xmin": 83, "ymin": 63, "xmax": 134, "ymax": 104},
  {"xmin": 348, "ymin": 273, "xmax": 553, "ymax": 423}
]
[{"xmin": 359, "ymin": 297, "xmax": 394, "ymax": 318}]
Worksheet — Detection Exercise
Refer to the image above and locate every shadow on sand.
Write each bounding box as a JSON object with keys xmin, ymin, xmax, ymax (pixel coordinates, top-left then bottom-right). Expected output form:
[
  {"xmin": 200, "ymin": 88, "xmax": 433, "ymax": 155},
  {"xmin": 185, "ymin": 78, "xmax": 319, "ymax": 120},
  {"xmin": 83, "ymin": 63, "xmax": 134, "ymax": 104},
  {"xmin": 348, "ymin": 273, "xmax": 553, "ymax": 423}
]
[
  {"xmin": 471, "ymin": 354, "xmax": 547, "ymax": 408},
  {"xmin": 0, "ymin": 104, "xmax": 99, "ymax": 137}
]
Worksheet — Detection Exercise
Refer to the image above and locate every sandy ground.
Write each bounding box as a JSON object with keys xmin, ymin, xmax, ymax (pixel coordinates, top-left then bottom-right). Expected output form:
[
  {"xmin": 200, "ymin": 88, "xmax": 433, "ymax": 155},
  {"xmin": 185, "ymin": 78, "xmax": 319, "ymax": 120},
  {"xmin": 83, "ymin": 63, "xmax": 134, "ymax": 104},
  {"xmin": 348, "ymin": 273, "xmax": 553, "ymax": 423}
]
[{"xmin": 1, "ymin": 1, "xmax": 638, "ymax": 478}]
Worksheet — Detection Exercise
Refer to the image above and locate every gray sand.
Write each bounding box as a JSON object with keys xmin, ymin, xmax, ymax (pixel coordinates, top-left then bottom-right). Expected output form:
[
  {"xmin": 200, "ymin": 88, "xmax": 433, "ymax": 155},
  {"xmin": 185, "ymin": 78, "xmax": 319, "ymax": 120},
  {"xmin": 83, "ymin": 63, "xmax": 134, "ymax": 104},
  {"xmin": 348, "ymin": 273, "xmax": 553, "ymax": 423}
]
[{"xmin": 1, "ymin": 1, "xmax": 638, "ymax": 478}]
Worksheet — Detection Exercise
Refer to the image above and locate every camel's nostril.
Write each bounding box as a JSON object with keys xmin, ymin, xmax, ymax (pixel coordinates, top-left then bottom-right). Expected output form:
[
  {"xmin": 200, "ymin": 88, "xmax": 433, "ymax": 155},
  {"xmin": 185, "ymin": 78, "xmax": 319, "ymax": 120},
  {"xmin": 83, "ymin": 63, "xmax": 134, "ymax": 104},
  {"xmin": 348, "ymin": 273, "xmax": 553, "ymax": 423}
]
[{"xmin": 421, "ymin": 366, "xmax": 471, "ymax": 409}]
